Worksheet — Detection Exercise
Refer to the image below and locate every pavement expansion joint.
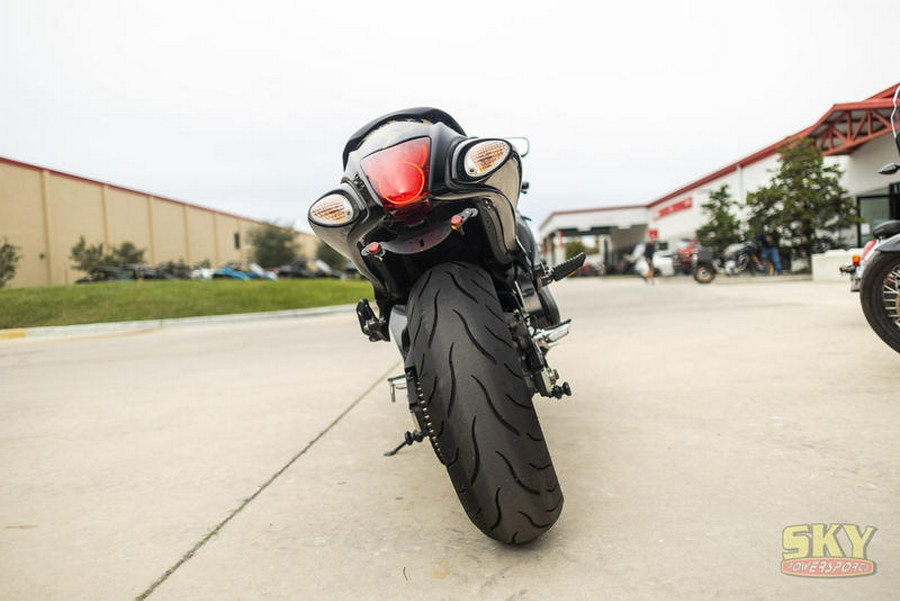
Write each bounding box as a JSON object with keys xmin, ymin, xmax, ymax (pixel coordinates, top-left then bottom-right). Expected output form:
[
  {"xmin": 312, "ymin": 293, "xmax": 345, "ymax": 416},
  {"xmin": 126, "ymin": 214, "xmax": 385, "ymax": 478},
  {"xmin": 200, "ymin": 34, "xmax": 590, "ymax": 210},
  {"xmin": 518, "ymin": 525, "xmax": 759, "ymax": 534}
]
[{"xmin": 134, "ymin": 360, "xmax": 401, "ymax": 600}]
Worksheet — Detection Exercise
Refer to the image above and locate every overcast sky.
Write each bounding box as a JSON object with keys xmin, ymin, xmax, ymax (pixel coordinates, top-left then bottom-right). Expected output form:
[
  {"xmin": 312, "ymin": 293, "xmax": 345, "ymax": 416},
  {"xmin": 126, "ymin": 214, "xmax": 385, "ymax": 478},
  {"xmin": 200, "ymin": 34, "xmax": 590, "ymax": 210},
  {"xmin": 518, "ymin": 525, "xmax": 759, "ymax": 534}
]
[{"xmin": 1, "ymin": 0, "xmax": 896, "ymax": 232}]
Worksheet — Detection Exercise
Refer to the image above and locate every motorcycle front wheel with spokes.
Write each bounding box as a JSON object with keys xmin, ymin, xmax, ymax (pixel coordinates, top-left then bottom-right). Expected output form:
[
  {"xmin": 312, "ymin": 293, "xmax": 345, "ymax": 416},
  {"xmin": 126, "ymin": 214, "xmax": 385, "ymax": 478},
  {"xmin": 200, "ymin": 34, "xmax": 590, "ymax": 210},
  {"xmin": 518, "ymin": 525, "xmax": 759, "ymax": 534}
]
[
  {"xmin": 406, "ymin": 261, "xmax": 563, "ymax": 544},
  {"xmin": 860, "ymin": 251, "xmax": 900, "ymax": 354}
]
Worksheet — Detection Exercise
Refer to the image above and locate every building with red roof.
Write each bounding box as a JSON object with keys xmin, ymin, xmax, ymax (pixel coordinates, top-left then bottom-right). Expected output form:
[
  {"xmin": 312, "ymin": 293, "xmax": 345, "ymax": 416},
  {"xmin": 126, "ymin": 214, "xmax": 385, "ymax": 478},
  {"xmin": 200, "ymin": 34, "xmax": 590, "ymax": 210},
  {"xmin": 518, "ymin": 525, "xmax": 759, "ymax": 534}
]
[{"xmin": 539, "ymin": 83, "xmax": 899, "ymax": 271}]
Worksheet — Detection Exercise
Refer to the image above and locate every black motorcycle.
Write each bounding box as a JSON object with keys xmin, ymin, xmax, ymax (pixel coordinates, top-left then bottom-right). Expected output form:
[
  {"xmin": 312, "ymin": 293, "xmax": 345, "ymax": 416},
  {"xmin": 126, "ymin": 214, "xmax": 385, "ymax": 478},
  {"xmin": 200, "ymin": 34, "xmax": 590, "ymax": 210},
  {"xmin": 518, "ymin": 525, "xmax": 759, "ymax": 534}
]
[
  {"xmin": 692, "ymin": 240, "xmax": 772, "ymax": 284},
  {"xmin": 858, "ymin": 84, "xmax": 900, "ymax": 354},
  {"xmin": 308, "ymin": 108, "xmax": 582, "ymax": 544}
]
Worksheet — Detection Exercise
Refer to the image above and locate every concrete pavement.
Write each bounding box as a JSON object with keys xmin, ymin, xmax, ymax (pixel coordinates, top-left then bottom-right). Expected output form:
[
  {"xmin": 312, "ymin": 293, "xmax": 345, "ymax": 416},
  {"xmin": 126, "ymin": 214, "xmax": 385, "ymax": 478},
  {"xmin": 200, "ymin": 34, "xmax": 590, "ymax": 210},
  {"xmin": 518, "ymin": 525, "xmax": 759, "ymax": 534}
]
[{"xmin": 1, "ymin": 278, "xmax": 898, "ymax": 599}]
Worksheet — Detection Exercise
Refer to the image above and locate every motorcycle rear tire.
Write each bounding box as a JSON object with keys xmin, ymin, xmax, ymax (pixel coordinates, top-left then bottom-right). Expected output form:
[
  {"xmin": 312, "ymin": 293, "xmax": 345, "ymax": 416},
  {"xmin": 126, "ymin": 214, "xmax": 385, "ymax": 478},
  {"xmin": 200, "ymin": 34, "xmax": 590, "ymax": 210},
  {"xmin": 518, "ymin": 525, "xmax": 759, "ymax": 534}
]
[
  {"xmin": 406, "ymin": 261, "xmax": 563, "ymax": 544},
  {"xmin": 859, "ymin": 251, "xmax": 900, "ymax": 354}
]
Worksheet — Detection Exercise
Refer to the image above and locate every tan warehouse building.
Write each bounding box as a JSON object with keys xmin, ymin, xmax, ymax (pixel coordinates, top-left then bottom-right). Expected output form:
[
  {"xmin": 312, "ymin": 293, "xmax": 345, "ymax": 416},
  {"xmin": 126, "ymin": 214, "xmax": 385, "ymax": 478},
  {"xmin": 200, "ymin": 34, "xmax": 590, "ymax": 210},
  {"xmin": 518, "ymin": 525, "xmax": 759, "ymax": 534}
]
[{"xmin": 0, "ymin": 156, "xmax": 317, "ymax": 288}]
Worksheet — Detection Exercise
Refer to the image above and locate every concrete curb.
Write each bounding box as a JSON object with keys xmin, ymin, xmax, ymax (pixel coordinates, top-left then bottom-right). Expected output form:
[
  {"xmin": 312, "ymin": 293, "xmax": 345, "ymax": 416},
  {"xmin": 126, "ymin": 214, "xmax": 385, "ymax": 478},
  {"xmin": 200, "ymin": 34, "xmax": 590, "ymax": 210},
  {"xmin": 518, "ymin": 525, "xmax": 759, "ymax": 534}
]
[{"xmin": 0, "ymin": 304, "xmax": 356, "ymax": 342}]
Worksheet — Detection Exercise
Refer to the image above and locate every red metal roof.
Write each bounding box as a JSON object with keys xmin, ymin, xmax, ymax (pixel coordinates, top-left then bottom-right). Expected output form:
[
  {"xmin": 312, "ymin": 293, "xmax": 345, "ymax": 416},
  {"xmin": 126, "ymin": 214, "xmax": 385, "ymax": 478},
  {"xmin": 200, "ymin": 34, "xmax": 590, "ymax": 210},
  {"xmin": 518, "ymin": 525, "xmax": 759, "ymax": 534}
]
[
  {"xmin": 537, "ymin": 203, "xmax": 647, "ymax": 219},
  {"xmin": 808, "ymin": 97, "xmax": 894, "ymax": 156}
]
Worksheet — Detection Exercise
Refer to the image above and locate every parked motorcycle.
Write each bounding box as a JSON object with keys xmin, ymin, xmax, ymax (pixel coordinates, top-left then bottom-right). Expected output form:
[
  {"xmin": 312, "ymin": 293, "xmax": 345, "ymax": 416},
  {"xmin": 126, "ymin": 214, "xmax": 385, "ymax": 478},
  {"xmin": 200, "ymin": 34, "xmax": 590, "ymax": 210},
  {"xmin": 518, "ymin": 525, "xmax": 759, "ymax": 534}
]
[
  {"xmin": 307, "ymin": 108, "xmax": 582, "ymax": 543},
  {"xmin": 838, "ymin": 238, "xmax": 878, "ymax": 292},
  {"xmin": 852, "ymin": 84, "xmax": 900, "ymax": 353},
  {"xmin": 692, "ymin": 240, "xmax": 772, "ymax": 284}
]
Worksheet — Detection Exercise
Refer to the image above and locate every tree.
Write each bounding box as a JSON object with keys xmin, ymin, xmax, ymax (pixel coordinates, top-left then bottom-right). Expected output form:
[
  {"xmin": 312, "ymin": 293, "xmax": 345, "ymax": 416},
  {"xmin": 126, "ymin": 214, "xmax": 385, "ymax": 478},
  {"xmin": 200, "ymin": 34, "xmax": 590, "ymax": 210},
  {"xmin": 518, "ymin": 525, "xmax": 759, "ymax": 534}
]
[
  {"xmin": 248, "ymin": 222, "xmax": 298, "ymax": 268},
  {"xmin": 70, "ymin": 236, "xmax": 106, "ymax": 273},
  {"xmin": 110, "ymin": 241, "xmax": 144, "ymax": 265},
  {"xmin": 695, "ymin": 184, "xmax": 743, "ymax": 254},
  {"xmin": 316, "ymin": 241, "xmax": 346, "ymax": 271},
  {"xmin": 0, "ymin": 237, "xmax": 22, "ymax": 288},
  {"xmin": 70, "ymin": 237, "xmax": 146, "ymax": 272},
  {"xmin": 156, "ymin": 259, "xmax": 191, "ymax": 279},
  {"xmin": 746, "ymin": 138, "xmax": 859, "ymax": 262},
  {"xmin": 564, "ymin": 239, "xmax": 588, "ymax": 260}
]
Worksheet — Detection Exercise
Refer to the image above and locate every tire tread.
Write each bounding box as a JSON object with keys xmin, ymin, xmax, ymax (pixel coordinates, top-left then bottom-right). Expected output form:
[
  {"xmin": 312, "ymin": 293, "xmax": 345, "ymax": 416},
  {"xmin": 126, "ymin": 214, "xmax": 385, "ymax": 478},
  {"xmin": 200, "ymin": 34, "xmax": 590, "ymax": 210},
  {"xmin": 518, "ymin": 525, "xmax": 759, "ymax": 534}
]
[{"xmin": 407, "ymin": 262, "xmax": 563, "ymax": 544}]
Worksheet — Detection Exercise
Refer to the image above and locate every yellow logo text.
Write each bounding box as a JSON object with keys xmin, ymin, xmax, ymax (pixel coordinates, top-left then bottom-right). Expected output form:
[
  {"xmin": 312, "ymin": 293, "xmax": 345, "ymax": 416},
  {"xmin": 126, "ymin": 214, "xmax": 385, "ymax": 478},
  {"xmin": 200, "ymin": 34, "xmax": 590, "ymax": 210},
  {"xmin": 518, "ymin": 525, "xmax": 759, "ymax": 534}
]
[{"xmin": 781, "ymin": 523, "xmax": 876, "ymax": 578}]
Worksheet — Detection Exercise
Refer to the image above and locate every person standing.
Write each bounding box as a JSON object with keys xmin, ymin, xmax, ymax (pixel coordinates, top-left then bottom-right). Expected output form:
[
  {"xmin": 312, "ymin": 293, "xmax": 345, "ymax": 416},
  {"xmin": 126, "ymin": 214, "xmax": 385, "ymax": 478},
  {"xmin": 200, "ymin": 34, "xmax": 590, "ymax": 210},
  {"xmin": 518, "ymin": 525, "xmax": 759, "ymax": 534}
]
[
  {"xmin": 643, "ymin": 235, "xmax": 656, "ymax": 284},
  {"xmin": 757, "ymin": 232, "xmax": 783, "ymax": 275}
]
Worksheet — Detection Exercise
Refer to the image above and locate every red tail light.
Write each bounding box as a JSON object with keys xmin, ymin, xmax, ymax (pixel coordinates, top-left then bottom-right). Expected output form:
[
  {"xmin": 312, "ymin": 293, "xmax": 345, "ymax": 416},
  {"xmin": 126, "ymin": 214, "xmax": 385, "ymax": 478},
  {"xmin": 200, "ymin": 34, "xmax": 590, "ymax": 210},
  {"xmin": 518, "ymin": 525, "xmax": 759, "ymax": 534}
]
[{"xmin": 361, "ymin": 138, "xmax": 431, "ymax": 219}]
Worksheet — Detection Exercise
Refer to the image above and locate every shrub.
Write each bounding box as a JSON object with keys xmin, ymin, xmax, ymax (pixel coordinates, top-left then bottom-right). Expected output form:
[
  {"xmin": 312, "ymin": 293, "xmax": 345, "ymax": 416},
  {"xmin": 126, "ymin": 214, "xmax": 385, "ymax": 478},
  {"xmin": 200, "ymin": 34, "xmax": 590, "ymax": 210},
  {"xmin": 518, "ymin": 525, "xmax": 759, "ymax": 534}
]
[{"xmin": 0, "ymin": 237, "xmax": 22, "ymax": 288}]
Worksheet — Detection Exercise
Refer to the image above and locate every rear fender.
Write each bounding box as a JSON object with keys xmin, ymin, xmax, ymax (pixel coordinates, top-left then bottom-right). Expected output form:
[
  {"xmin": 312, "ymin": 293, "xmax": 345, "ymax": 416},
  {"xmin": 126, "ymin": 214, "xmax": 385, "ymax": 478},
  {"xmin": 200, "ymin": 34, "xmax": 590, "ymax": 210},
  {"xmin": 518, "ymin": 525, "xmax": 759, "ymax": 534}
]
[{"xmin": 876, "ymin": 233, "xmax": 900, "ymax": 253}]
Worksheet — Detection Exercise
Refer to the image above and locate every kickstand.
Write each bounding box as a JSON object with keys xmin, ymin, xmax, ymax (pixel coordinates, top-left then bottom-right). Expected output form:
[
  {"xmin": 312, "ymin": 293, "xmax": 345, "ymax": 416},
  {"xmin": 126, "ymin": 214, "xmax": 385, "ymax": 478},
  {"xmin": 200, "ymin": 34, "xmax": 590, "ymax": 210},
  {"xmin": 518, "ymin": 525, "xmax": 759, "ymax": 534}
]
[{"xmin": 384, "ymin": 430, "xmax": 425, "ymax": 457}]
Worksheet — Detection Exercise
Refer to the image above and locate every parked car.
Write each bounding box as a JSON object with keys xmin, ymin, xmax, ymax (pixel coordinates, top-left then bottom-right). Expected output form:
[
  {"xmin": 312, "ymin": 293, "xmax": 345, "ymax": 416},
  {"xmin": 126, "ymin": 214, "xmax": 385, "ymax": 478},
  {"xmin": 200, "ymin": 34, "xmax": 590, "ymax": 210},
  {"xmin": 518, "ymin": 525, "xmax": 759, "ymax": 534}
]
[
  {"xmin": 343, "ymin": 261, "xmax": 360, "ymax": 279},
  {"xmin": 571, "ymin": 253, "xmax": 605, "ymax": 276},
  {"xmin": 573, "ymin": 263, "xmax": 604, "ymax": 277},
  {"xmin": 191, "ymin": 267, "xmax": 215, "ymax": 280},
  {"xmin": 75, "ymin": 265, "xmax": 176, "ymax": 283},
  {"xmin": 153, "ymin": 261, "xmax": 193, "ymax": 279},
  {"xmin": 276, "ymin": 261, "xmax": 316, "ymax": 279},
  {"xmin": 673, "ymin": 239, "xmax": 698, "ymax": 274},
  {"xmin": 75, "ymin": 266, "xmax": 134, "ymax": 283},
  {"xmin": 313, "ymin": 259, "xmax": 340, "ymax": 278},
  {"xmin": 134, "ymin": 265, "xmax": 177, "ymax": 280},
  {"xmin": 220, "ymin": 261, "xmax": 278, "ymax": 280},
  {"xmin": 276, "ymin": 259, "xmax": 344, "ymax": 278},
  {"xmin": 212, "ymin": 266, "xmax": 253, "ymax": 280},
  {"xmin": 628, "ymin": 244, "xmax": 676, "ymax": 277}
]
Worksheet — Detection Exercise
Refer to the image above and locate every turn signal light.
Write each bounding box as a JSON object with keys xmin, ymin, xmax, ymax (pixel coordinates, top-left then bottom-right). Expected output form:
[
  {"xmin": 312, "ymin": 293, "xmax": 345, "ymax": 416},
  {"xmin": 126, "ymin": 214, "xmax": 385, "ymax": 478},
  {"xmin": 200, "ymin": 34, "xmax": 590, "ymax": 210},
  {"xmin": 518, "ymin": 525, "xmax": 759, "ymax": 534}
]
[
  {"xmin": 464, "ymin": 140, "xmax": 510, "ymax": 178},
  {"xmin": 309, "ymin": 193, "xmax": 355, "ymax": 226},
  {"xmin": 852, "ymin": 254, "xmax": 861, "ymax": 266},
  {"xmin": 361, "ymin": 138, "xmax": 431, "ymax": 207}
]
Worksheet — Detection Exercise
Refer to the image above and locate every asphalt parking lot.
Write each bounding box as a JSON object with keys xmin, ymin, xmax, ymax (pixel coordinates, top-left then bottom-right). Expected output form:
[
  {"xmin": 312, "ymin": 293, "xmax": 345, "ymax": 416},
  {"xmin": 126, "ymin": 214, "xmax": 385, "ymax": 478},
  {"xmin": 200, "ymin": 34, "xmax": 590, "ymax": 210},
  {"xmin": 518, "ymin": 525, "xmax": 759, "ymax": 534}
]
[{"xmin": 1, "ymin": 277, "xmax": 898, "ymax": 600}]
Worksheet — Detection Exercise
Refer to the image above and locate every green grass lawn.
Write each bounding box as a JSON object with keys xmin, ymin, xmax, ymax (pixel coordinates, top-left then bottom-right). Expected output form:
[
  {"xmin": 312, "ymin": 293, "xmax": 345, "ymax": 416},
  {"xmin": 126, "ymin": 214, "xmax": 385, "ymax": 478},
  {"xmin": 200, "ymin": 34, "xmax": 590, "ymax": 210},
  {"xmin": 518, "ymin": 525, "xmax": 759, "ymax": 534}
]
[{"xmin": 0, "ymin": 279, "xmax": 374, "ymax": 329}]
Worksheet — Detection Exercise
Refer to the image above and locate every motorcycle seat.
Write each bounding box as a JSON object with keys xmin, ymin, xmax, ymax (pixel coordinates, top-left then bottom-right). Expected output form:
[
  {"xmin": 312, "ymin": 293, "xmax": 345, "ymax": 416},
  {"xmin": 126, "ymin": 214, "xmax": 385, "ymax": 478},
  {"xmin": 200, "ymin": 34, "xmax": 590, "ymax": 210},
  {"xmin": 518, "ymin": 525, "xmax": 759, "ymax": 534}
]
[{"xmin": 873, "ymin": 220, "xmax": 900, "ymax": 239}]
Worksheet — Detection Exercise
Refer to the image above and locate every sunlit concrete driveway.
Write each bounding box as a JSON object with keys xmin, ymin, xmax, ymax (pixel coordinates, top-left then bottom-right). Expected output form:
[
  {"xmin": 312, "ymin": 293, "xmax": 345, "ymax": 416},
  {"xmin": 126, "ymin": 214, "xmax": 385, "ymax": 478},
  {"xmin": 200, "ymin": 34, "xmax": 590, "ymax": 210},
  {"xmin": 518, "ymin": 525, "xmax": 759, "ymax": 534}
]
[{"xmin": 1, "ymin": 278, "xmax": 898, "ymax": 600}]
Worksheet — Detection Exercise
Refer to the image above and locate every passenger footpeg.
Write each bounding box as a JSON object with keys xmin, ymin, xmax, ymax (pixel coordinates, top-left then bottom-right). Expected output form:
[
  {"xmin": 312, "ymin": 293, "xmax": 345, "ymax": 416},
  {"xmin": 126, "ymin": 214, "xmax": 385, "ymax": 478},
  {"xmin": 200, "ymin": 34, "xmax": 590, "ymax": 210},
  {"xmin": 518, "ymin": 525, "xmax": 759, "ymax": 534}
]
[
  {"xmin": 543, "ymin": 252, "xmax": 586, "ymax": 284},
  {"xmin": 532, "ymin": 319, "xmax": 571, "ymax": 350}
]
